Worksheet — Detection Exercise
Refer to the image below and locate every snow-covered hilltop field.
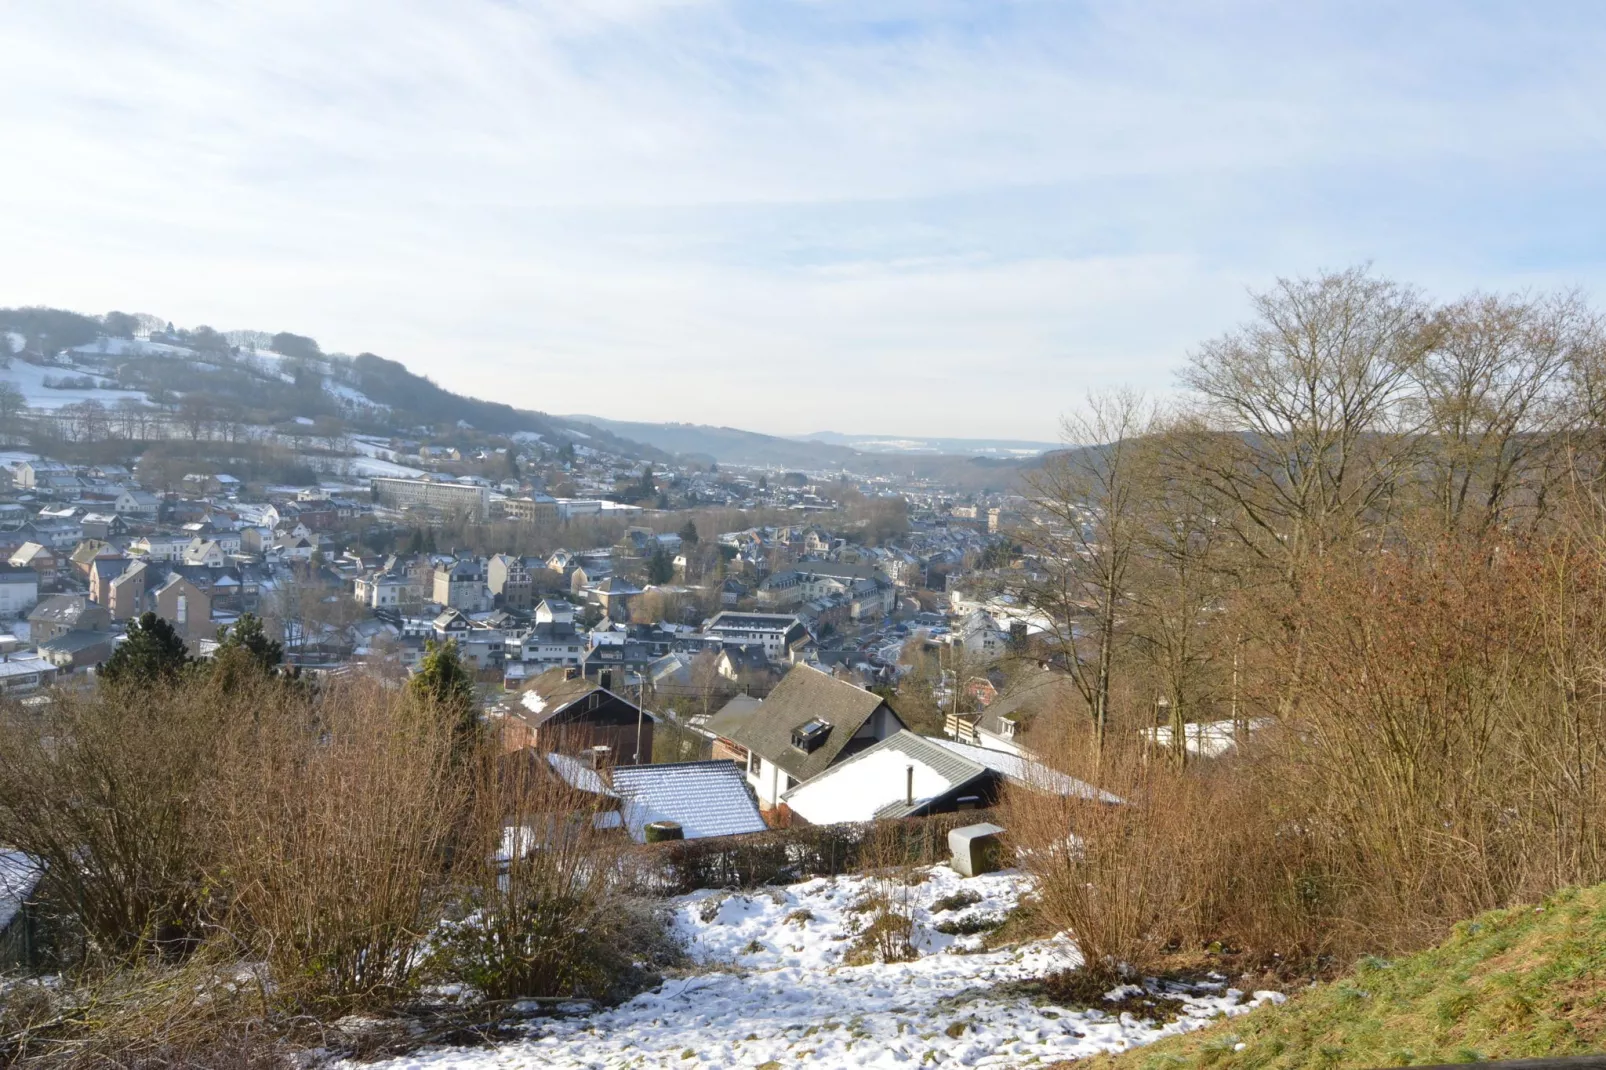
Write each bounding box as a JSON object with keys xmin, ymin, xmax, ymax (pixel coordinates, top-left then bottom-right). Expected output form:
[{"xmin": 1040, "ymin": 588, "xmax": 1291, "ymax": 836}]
[{"xmin": 355, "ymin": 865, "xmax": 1281, "ymax": 1070}]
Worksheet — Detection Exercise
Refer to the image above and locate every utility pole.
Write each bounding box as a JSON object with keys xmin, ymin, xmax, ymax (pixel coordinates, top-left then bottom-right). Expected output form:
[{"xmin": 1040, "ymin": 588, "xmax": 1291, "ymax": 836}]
[{"xmin": 635, "ymin": 661, "xmax": 647, "ymax": 765}]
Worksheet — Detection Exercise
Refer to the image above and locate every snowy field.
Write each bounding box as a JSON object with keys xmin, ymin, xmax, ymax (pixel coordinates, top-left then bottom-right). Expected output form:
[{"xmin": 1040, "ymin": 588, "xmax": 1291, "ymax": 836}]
[
  {"xmin": 343, "ymin": 455, "xmax": 427, "ymax": 479},
  {"xmin": 355, "ymin": 866, "xmax": 1281, "ymax": 1070},
  {"xmin": 1, "ymin": 358, "xmax": 152, "ymax": 410}
]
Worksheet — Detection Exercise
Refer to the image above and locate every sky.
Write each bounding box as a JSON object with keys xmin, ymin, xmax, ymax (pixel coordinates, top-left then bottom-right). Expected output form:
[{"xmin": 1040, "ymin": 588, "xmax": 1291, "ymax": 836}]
[{"xmin": 1, "ymin": 1, "xmax": 1604, "ymax": 442}]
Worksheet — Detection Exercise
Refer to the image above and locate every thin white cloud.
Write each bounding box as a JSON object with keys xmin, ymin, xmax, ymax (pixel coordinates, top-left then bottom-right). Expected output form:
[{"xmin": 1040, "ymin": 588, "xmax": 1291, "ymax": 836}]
[{"xmin": 0, "ymin": 1, "xmax": 1603, "ymax": 438}]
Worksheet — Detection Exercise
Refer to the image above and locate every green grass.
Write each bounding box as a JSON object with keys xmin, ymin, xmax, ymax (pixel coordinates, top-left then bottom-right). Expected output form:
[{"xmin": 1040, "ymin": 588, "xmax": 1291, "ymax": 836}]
[{"xmin": 1092, "ymin": 883, "xmax": 1606, "ymax": 1070}]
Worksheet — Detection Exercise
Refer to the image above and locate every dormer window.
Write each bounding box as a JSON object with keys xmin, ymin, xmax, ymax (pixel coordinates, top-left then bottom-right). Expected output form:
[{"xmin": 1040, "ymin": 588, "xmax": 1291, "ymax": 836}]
[
  {"xmin": 791, "ymin": 718, "xmax": 831, "ymax": 752},
  {"xmin": 1000, "ymin": 717, "xmax": 1017, "ymax": 739}
]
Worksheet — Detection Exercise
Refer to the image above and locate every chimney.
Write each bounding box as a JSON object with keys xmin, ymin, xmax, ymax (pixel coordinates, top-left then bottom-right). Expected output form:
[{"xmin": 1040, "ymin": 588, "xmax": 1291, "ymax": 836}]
[
  {"xmin": 588, "ymin": 744, "xmax": 612, "ymax": 771},
  {"xmin": 905, "ymin": 764, "xmax": 914, "ymax": 806},
  {"xmin": 598, "ymin": 668, "xmax": 614, "ymax": 692}
]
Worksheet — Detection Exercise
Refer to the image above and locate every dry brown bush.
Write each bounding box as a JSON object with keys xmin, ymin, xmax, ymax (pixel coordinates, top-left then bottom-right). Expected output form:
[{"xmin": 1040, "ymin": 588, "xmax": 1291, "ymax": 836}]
[
  {"xmin": 0, "ymin": 679, "xmax": 236, "ymax": 961},
  {"xmin": 429, "ymin": 750, "xmax": 643, "ymax": 1001},
  {"xmin": 210, "ymin": 676, "xmax": 468, "ymax": 1012},
  {"xmin": 1005, "ymin": 534, "xmax": 1606, "ymax": 979}
]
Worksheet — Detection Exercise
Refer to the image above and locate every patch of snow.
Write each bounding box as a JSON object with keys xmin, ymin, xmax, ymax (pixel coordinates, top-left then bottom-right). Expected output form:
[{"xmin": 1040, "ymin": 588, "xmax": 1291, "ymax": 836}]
[
  {"xmin": 68, "ymin": 337, "xmax": 194, "ymax": 358},
  {"xmin": 326, "ymin": 380, "xmax": 389, "ymax": 411},
  {"xmin": 344, "ymin": 865, "xmax": 1282, "ymax": 1070},
  {"xmin": 348, "ymin": 456, "xmax": 427, "ymax": 479},
  {"xmin": 5, "ymin": 333, "xmax": 24, "ymax": 354},
  {"xmin": 294, "ymin": 416, "xmax": 316, "ymax": 426},
  {"xmin": 0, "ymin": 359, "xmax": 152, "ymax": 410},
  {"xmin": 519, "ymin": 691, "xmax": 547, "ymax": 716}
]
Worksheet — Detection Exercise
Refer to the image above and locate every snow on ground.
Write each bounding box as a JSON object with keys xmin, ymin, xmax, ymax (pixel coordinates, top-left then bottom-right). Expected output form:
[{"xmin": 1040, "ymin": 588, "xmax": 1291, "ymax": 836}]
[
  {"xmin": 350, "ymin": 435, "xmax": 402, "ymax": 460},
  {"xmin": 354, "ymin": 865, "xmax": 1282, "ymax": 1070},
  {"xmin": 346, "ymin": 455, "xmax": 426, "ymax": 479},
  {"xmin": 326, "ymin": 380, "xmax": 390, "ymax": 412},
  {"xmin": 1, "ymin": 359, "xmax": 152, "ymax": 410},
  {"xmin": 238, "ymin": 349, "xmax": 300, "ymax": 383},
  {"xmin": 68, "ymin": 337, "xmax": 194, "ymax": 358}
]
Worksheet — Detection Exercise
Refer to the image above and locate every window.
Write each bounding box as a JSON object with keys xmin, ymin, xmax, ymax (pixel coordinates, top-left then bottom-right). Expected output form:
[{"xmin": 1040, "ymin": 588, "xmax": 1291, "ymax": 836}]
[
  {"xmin": 176, "ymin": 594, "xmax": 188, "ymax": 625},
  {"xmin": 747, "ymin": 751, "xmax": 760, "ymax": 775},
  {"xmin": 792, "ymin": 718, "xmax": 831, "ymax": 752}
]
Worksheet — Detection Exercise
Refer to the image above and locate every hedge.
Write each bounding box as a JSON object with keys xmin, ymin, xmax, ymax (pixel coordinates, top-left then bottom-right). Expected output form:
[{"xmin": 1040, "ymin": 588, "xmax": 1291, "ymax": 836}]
[{"xmin": 630, "ymin": 812, "xmax": 987, "ymax": 895}]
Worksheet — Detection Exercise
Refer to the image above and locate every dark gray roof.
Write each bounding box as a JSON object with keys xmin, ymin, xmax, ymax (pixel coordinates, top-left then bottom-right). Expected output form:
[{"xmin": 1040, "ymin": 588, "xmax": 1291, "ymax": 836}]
[
  {"xmin": 610, "ymin": 760, "xmax": 767, "ymax": 841},
  {"xmin": 27, "ymin": 595, "xmax": 95, "ymax": 625},
  {"xmin": 37, "ymin": 629, "xmax": 112, "ymax": 655},
  {"xmin": 705, "ymin": 693, "xmax": 763, "ymax": 739},
  {"xmin": 978, "ymin": 669, "xmax": 1083, "ymax": 740},
  {"xmin": 726, "ymin": 664, "xmax": 902, "ymax": 781}
]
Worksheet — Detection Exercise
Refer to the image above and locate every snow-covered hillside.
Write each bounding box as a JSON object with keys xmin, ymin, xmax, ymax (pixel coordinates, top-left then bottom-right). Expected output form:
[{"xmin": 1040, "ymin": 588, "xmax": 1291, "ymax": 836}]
[
  {"xmin": 1, "ymin": 358, "xmax": 152, "ymax": 410},
  {"xmin": 69, "ymin": 337, "xmax": 195, "ymax": 359},
  {"xmin": 350, "ymin": 866, "xmax": 1282, "ymax": 1070}
]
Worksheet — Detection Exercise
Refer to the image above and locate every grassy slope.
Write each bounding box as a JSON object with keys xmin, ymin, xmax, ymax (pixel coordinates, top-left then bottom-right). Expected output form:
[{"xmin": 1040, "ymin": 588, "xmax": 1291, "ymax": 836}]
[{"xmin": 1095, "ymin": 884, "xmax": 1606, "ymax": 1070}]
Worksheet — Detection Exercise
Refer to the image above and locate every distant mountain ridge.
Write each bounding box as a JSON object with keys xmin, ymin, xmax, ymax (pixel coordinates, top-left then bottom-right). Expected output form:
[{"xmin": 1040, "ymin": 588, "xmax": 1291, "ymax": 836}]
[
  {"xmin": 796, "ymin": 431, "xmax": 1061, "ymax": 458},
  {"xmin": 0, "ymin": 305, "xmax": 670, "ymax": 461},
  {"xmin": 562, "ymin": 415, "xmax": 1040, "ymax": 492}
]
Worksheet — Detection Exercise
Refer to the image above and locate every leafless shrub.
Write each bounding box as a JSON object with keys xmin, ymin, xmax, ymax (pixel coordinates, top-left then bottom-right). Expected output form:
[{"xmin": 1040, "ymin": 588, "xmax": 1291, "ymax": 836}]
[
  {"xmin": 428, "ymin": 749, "xmax": 646, "ymax": 1002},
  {"xmin": 844, "ymin": 823, "xmax": 918, "ymax": 966},
  {"xmin": 0, "ymin": 680, "xmax": 234, "ymax": 961},
  {"xmin": 211, "ymin": 677, "xmax": 468, "ymax": 1012}
]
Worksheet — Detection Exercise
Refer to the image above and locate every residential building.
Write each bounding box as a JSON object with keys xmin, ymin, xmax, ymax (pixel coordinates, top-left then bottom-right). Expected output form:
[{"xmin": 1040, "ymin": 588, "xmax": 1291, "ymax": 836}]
[
  {"xmin": 151, "ymin": 574, "xmax": 212, "ymax": 647},
  {"xmin": 0, "ymin": 567, "xmax": 39, "ymax": 616},
  {"xmin": 7, "ymin": 544, "xmax": 55, "ymax": 588},
  {"xmin": 499, "ymin": 495, "xmax": 559, "ymax": 525},
  {"xmin": 353, "ymin": 570, "xmax": 421, "ymax": 610},
  {"xmin": 114, "ymin": 488, "xmax": 162, "ymax": 518},
  {"xmin": 107, "ymin": 562, "xmax": 147, "ymax": 621},
  {"xmin": 130, "ymin": 534, "xmax": 188, "ymax": 562},
  {"xmin": 36, "ymin": 630, "xmax": 113, "ymax": 672},
  {"xmin": 371, "ymin": 477, "xmax": 490, "ymax": 520},
  {"xmin": 433, "ymin": 558, "xmax": 489, "ymax": 611},
  {"xmin": 780, "ymin": 731, "xmax": 1120, "ymax": 824},
  {"xmin": 718, "ymin": 663, "xmax": 907, "ymax": 809},
  {"xmin": 590, "ymin": 576, "xmax": 641, "ymax": 621},
  {"xmin": 487, "ymin": 553, "xmax": 534, "ymax": 610},
  {"xmin": 28, "ymin": 595, "xmax": 111, "ymax": 644},
  {"xmin": 183, "ymin": 538, "xmax": 227, "ymax": 568},
  {"xmin": 513, "ymin": 599, "xmax": 586, "ymax": 673},
  {"xmin": 945, "ymin": 669, "xmax": 1080, "ymax": 758},
  {"xmin": 87, "ymin": 554, "xmax": 128, "ymax": 605},
  {"xmin": 702, "ymin": 612, "xmax": 812, "ymax": 663},
  {"xmin": 0, "ymin": 654, "xmax": 57, "ymax": 694},
  {"xmin": 504, "ymin": 668, "xmax": 657, "ymax": 765}
]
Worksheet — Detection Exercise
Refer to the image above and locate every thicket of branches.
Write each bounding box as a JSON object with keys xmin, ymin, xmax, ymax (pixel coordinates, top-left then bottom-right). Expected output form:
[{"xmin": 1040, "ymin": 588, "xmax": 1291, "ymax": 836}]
[
  {"xmin": 0, "ymin": 663, "xmax": 657, "ymax": 1066},
  {"xmin": 1006, "ymin": 267, "xmax": 1606, "ymax": 980}
]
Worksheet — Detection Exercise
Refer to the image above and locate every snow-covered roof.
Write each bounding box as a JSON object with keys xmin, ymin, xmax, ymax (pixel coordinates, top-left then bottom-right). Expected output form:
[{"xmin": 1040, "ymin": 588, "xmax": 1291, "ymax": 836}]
[
  {"xmin": 930, "ymin": 738, "xmax": 1124, "ymax": 803},
  {"xmin": 545, "ymin": 752, "xmax": 615, "ymax": 797},
  {"xmin": 611, "ymin": 761, "xmax": 767, "ymax": 842}
]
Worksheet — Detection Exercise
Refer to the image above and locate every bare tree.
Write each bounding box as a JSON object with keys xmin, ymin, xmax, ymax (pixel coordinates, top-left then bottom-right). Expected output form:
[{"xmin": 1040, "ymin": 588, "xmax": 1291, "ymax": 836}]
[
  {"xmin": 1411, "ymin": 292, "xmax": 1585, "ymax": 535},
  {"xmin": 1017, "ymin": 389, "xmax": 1156, "ymax": 763},
  {"xmin": 0, "ymin": 381, "xmax": 27, "ymax": 440},
  {"xmin": 1180, "ymin": 267, "xmax": 1432, "ymax": 581}
]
